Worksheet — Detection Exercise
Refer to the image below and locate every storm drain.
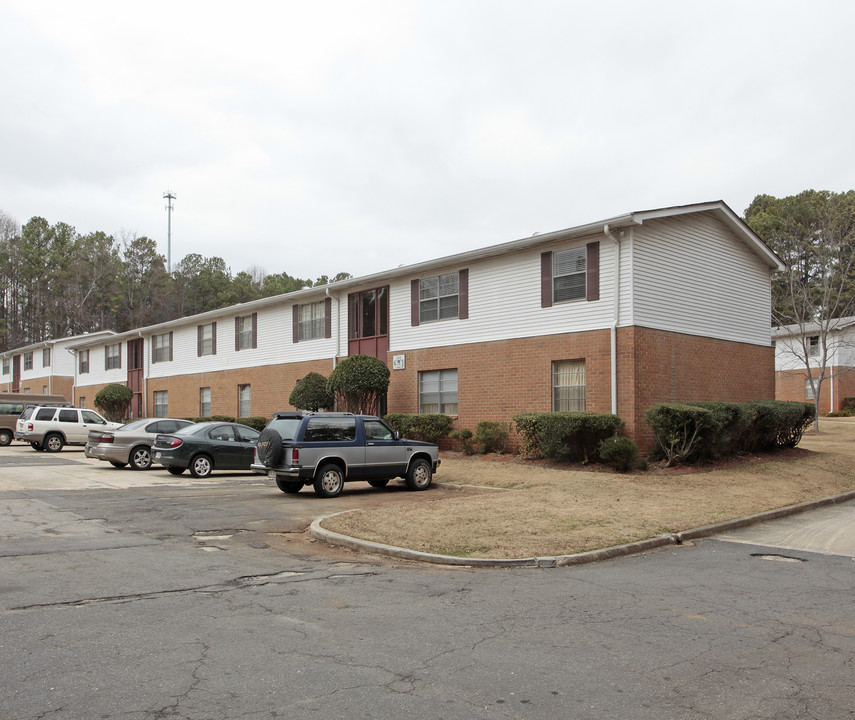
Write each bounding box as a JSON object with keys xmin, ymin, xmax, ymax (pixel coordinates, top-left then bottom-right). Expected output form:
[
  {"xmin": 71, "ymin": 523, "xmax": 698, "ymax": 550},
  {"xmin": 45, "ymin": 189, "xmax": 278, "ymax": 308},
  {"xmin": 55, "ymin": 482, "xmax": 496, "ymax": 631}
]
[{"xmin": 751, "ymin": 553, "xmax": 806, "ymax": 563}]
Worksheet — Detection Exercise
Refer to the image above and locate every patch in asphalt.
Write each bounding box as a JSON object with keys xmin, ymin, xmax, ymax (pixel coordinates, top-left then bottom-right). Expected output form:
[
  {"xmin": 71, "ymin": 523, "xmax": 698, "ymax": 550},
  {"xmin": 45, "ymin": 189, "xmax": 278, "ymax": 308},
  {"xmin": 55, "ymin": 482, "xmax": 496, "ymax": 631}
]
[{"xmin": 0, "ymin": 454, "xmax": 84, "ymax": 467}]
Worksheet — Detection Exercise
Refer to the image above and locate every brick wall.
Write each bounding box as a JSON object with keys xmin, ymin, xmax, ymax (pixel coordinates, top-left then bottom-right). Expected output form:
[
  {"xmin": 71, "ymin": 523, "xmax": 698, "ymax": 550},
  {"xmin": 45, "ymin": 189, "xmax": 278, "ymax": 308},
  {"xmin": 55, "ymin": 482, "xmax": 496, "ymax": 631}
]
[
  {"xmin": 13, "ymin": 376, "xmax": 73, "ymax": 400},
  {"xmin": 776, "ymin": 366, "xmax": 855, "ymax": 413}
]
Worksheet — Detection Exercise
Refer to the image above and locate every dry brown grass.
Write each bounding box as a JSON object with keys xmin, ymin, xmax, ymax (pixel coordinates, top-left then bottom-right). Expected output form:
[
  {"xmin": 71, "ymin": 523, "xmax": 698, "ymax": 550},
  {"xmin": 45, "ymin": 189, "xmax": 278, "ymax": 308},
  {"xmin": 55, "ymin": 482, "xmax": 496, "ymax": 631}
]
[{"xmin": 320, "ymin": 419, "xmax": 855, "ymax": 559}]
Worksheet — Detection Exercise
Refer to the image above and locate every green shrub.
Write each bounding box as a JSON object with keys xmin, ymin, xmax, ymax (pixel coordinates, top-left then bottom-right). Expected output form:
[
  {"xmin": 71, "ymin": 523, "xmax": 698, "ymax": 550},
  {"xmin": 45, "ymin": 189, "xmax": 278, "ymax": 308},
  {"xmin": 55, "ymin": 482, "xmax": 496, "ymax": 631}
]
[
  {"xmin": 513, "ymin": 412, "xmax": 624, "ymax": 461},
  {"xmin": 237, "ymin": 416, "xmax": 268, "ymax": 431},
  {"xmin": 384, "ymin": 413, "xmax": 455, "ymax": 444},
  {"xmin": 474, "ymin": 421, "xmax": 511, "ymax": 454},
  {"xmin": 686, "ymin": 401, "xmax": 752, "ymax": 459},
  {"xmin": 740, "ymin": 401, "xmax": 815, "ymax": 451},
  {"xmin": 289, "ymin": 372, "xmax": 334, "ymax": 411},
  {"xmin": 645, "ymin": 404, "xmax": 716, "ymax": 466},
  {"xmin": 450, "ymin": 428, "xmax": 476, "ymax": 454},
  {"xmin": 328, "ymin": 355, "xmax": 390, "ymax": 414},
  {"xmin": 94, "ymin": 383, "xmax": 134, "ymax": 422},
  {"xmin": 598, "ymin": 436, "xmax": 640, "ymax": 472}
]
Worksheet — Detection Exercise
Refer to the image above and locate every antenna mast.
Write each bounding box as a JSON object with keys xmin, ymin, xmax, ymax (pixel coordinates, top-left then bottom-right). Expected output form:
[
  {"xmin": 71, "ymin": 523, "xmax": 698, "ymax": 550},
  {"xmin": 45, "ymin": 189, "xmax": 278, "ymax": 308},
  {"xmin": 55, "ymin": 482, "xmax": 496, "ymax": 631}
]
[{"xmin": 163, "ymin": 191, "xmax": 176, "ymax": 272}]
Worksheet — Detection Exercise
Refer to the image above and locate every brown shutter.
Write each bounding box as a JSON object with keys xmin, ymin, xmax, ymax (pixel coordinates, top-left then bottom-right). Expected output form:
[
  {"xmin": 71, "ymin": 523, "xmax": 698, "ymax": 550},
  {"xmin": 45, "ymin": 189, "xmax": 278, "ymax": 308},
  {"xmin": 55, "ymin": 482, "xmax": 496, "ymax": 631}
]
[
  {"xmin": 541, "ymin": 252, "xmax": 553, "ymax": 308},
  {"xmin": 324, "ymin": 297, "xmax": 332, "ymax": 338},
  {"xmin": 293, "ymin": 305, "xmax": 299, "ymax": 343},
  {"xmin": 251, "ymin": 313, "xmax": 258, "ymax": 348},
  {"xmin": 234, "ymin": 317, "xmax": 240, "ymax": 351},
  {"xmin": 197, "ymin": 326, "xmax": 202, "ymax": 356},
  {"xmin": 168, "ymin": 331, "xmax": 173, "ymax": 361},
  {"xmin": 411, "ymin": 279, "xmax": 420, "ymax": 326},
  {"xmin": 458, "ymin": 269, "xmax": 469, "ymax": 319},
  {"xmin": 104, "ymin": 347, "xmax": 108, "ymax": 371},
  {"xmin": 211, "ymin": 322, "xmax": 217, "ymax": 355},
  {"xmin": 586, "ymin": 241, "xmax": 600, "ymax": 302},
  {"xmin": 118, "ymin": 343, "xmax": 122, "ymax": 370}
]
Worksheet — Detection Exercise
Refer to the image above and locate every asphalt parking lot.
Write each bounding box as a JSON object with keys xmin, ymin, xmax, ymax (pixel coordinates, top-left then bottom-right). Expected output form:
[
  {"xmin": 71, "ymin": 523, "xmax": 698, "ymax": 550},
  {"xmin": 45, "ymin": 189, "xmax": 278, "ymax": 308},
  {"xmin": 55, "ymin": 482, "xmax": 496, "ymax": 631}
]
[{"xmin": 3, "ymin": 442, "xmax": 855, "ymax": 720}]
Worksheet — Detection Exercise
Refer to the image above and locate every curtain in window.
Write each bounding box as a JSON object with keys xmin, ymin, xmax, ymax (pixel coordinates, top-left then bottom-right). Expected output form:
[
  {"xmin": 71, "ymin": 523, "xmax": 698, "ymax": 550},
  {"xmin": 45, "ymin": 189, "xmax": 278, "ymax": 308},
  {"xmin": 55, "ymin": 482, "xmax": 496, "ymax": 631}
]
[{"xmin": 553, "ymin": 360, "xmax": 586, "ymax": 412}]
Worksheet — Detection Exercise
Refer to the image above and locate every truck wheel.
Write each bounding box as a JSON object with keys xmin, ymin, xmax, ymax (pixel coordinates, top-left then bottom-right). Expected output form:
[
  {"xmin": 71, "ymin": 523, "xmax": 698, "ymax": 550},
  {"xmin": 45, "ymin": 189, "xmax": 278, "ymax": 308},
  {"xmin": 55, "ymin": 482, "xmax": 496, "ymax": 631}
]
[
  {"xmin": 44, "ymin": 433, "xmax": 64, "ymax": 453},
  {"xmin": 313, "ymin": 464, "xmax": 344, "ymax": 498},
  {"xmin": 129, "ymin": 445, "xmax": 152, "ymax": 470},
  {"xmin": 275, "ymin": 478, "xmax": 303, "ymax": 494},
  {"xmin": 368, "ymin": 479, "xmax": 389, "ymax": 488},
  {"xmin": 189, "ymin": 454, "xmax": 213, "ymax": 478},
  {"xmin": 0, "ymin": 429, "xmax": 12, "ymax": 446},
  {"xmin": 405, "ymin": 458, "xmax": 432, "ymax": 491}
]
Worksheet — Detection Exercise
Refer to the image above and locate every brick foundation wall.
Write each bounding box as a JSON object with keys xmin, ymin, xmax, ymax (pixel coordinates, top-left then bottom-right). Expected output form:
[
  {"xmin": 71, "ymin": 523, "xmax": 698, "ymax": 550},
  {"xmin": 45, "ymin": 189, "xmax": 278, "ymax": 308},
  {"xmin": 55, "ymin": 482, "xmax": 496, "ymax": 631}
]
[
  {"xmin": 12, "ymin": 376, "xmax": 74, "ymax": 400},
  {"xmin": 621, "ymin": 327, "xmax": 776, "ymax": 450},
  {"xmin": 776, "ymin": 366, "xmax": 855, "ymax": 413}
]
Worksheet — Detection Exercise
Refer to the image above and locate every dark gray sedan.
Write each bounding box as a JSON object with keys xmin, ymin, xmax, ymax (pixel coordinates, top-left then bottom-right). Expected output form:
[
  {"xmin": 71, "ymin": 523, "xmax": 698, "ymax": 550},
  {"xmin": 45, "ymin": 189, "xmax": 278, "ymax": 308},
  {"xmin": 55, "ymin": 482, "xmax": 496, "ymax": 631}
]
[
  {"xmin": 85, "ymin": 418, "xmax": 194, "ymax": 470},
  {"xmin": 152, "ymin": 421, "xmax": 261, "ymax": 478}
]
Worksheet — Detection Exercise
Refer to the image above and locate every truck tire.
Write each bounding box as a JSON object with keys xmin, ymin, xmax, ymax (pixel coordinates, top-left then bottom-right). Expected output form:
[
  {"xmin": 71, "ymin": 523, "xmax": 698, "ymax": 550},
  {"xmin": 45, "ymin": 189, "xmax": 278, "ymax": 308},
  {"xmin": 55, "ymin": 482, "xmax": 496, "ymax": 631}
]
[
  {"xmin": 276, "ymin": 478, "xmax": 303, "ymax": 494},
  {"xmin": 405, "ymin": 458, "xmax": 432, "ymax": 491},
  {"xmin": 313, "ymin": 463, "xmax": 344, "ymax": 498}
]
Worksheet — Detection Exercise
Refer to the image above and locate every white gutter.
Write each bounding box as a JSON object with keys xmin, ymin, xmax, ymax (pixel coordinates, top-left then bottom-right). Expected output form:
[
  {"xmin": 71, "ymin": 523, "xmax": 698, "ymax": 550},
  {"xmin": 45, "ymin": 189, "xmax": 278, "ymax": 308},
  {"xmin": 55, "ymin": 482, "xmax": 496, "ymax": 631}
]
[{"xmin": 603, "ymin": 224, "xmax": 622, "ymax": 415}]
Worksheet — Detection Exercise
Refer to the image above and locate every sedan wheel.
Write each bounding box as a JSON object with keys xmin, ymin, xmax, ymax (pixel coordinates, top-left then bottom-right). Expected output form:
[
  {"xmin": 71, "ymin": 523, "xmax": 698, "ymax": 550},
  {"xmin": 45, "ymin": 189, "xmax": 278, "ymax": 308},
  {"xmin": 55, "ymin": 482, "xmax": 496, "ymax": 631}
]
[
  {"xmin": 405, "ymin": 459, "xmax": 432, "ymax": 491},
  {"xmin": 167, "ymin": 466, "xmax": 185, "ymax": 476},
  {"xmin": 313, "ymin": 463, "xmax": 344, "ymax": 498},
  {"xmin": 109, "ymin": 461, "xmax": 127, "ymax": 468},
  {"xmin": 129, "ymin": 445, "xmax": 152, "ymax": 471},
  {"xmin": 189, "ymin": 454, "xmax": 213, "ymax": 478}
]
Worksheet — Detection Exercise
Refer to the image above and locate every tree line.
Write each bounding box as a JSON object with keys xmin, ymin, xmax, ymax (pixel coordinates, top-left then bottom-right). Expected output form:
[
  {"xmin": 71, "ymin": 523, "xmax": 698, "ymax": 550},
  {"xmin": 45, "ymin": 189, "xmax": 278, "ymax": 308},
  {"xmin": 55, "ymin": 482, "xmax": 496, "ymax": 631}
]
[{"xmin": 0, "ymin": 212, "xmax": 350, "ymax": 352}]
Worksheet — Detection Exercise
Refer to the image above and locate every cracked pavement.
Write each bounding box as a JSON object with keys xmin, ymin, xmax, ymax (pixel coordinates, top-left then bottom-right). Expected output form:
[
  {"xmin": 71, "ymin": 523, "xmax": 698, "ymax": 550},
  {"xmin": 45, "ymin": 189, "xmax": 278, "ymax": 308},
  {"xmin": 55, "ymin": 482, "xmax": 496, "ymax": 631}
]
[{"xmin": 2, "ymin": 445, "xmax": 854, "ymax": 719}]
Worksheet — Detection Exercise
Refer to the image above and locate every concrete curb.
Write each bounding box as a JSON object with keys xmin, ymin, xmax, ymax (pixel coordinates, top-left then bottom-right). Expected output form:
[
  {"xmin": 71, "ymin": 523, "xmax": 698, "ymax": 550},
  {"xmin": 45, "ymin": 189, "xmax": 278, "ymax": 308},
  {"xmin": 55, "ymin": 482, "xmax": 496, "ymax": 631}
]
[{"xmin": 309, "ymin": 488, "xmax": 855, "ymax": 568}]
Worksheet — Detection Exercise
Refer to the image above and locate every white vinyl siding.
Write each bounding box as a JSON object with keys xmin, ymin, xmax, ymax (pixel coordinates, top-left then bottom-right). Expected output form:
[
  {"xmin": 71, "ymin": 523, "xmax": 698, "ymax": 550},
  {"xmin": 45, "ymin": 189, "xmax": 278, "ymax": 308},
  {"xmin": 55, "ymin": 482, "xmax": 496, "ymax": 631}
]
[{"xmin": 631, "ymin": 213, "xmax": 772, "ymax": 345}]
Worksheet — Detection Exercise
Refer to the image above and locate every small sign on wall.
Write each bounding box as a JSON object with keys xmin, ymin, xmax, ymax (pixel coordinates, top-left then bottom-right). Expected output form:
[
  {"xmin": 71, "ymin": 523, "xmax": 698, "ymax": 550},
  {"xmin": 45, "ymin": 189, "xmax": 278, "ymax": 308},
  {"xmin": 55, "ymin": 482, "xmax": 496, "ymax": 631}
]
[{"xmin": 392, "ymin": 354, "xmax": 406, "ymax": 370}]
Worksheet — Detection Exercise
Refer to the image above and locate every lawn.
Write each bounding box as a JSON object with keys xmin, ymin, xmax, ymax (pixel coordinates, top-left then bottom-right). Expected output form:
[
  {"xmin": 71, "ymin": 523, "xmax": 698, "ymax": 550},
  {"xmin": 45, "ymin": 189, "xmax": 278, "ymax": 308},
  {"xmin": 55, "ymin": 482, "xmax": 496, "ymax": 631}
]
[{"xmin": 319, "ymin": 419, "xmax": 855, "ymax": 559}]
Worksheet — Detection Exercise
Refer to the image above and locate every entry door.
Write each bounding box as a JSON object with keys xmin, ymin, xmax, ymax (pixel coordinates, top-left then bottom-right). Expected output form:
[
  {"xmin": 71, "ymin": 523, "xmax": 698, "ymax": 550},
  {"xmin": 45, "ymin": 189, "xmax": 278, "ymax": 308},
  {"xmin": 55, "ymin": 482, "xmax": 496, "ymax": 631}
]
[
  {"xmin": 127, "ymin": 339, "xmax": 144, "ymax": 418},
  {"xmin": 12, "ymin": 355, "xmax": 20, "ymax": 392}
]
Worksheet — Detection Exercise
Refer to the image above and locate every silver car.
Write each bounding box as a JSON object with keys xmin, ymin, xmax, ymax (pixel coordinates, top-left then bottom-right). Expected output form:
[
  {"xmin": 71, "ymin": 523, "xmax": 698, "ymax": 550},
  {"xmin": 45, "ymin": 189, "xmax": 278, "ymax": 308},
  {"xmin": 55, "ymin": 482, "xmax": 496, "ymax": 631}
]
[{"xmin": 85, "ymin": 418, "xmax": 193, "ymax": 470}]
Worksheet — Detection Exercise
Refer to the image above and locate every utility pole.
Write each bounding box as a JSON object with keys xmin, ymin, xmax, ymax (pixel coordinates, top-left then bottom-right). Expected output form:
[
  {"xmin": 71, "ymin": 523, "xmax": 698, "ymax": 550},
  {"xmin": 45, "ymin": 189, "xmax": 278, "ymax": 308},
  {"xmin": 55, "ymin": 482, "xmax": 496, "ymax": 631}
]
[{"xmin": 163, "ymin": 191, "xmax": 176, "ymax": 273}]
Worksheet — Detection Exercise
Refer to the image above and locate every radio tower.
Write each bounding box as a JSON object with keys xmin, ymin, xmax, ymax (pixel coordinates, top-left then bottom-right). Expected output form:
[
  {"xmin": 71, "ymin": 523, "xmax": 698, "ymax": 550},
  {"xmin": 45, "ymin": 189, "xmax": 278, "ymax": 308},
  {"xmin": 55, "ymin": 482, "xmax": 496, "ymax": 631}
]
[{"xmin": 163, "ymin": 191, "xmax": 176, "ymax": 273}]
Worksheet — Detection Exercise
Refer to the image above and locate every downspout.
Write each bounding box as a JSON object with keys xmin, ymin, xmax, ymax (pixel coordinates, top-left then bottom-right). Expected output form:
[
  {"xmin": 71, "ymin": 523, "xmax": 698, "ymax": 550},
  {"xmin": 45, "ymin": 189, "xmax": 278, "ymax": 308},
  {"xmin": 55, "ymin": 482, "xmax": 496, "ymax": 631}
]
[
  {"xmin": 140, "ymin": 331, "xmax": 148, "ymax": 417},
  {"xmin": 326, "ymin": 286, "xmax": 340, "ymax": 369},
  {"xmin": 603, "ymin": 224, "xmax": 621, "ymax": 415},
  {"xmin": 66, "ymin": 347, "xmax": 78, "ymax": 406}
]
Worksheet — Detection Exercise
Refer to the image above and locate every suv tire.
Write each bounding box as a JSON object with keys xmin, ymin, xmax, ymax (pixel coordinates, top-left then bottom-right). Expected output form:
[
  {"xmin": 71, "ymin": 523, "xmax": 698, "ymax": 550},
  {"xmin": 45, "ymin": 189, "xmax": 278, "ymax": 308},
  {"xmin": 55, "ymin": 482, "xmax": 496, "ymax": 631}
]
[
  {"xmin": 313, "ymin": 463, "xmax": 344, "ymax": 498},
  {"xmin": 44, "ymin": 433, "xmax": 64, "ymax": 453},
  {"xmin": 256, "ymin": 428, "xmax": 284, "ymax": 467},
  {"xmin": 405, "ymin": 458, "xmax": 432, "ymax": 491}
]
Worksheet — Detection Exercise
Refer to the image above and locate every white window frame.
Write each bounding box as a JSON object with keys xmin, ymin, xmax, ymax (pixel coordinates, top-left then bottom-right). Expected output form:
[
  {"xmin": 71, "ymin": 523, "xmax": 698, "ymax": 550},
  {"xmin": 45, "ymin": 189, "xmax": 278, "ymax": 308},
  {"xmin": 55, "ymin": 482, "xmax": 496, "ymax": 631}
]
[
  {"xmin": 23, "ymin": 351, "xmax": 33, "ymax": 371},
  {"xmin": 419, "ymin": 273, "xmax": 459, "ymax": 323},
  {"xmin": 808, "ymin": 335, "xmax": 820, "ymax": 357},
  {"xmin": 552, "ymin": 247, "xmax": 587, "ymax": 303},
  {"xmin": 238, "ymin": 384, "xmax": 251, "ymax": 417},
  {"xmin": 42, "ymin": 348, "xmax": 51, "ymax": 367},
  {"xmin": 199, "ymin": 323, "xmax": 215, "ymax": 356},
  {"xmin": 153, "ymin": 390, "xmax": 168, "ymax": 418},
  {"xmin": 237, "ymin": 316, "xmax": 254, "ymax": 350},
  {"xmin": 419, "ymin": 369, "xmax": 458, "ymax": 415},
  {"xmin": 79, "ymin": 350, "xmax": 90, "ymax": 374},
  {"xmin": 806, "ymin": 378, "xmax": 817, "ymax": 400},
  {"xmin": 153, "ymin": 333, "xmax": 171, "ymax": 363},
  {"xmin": 105, "ymin": 343, "xmax": 121, "ymax": 370},
  {"xmin": 553, "ymin": 359, "xmax": 586, "ymax": 412},
  {"xmin": 200, "ymin": 387, "xmax": 211, "ymax": 417},
  {"xmin": 298, "ymin": 301, "xmax": 326, "ymax": 341}
]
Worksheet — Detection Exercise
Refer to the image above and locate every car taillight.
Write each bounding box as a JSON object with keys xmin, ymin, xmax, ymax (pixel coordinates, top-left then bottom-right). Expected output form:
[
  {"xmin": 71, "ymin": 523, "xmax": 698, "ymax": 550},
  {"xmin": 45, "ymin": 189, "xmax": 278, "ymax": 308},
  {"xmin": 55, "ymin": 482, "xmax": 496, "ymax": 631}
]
[
  {"xmin": 292, "ymin": 447, "xmax": 299, "ymax": 464},
  {"xmin": 155, "ymin": 435, "xmax": 183, "ymax": 449},
  {"xmin": 93, "ymin": 434, "xmax": 114, "ymax": 443},
  {"xmin": 27, "ymin": 422, "xmax": 34, "ymax": 431},
  {"xmin": 164, "ymin": 437, "xmax": 183, "ymax": 448}
]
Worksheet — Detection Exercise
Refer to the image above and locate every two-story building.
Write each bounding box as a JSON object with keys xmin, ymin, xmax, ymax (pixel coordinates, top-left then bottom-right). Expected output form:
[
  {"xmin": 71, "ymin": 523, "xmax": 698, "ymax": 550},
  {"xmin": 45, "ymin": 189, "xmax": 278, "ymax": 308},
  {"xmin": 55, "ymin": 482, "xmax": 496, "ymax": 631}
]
[{"xmin": 51, "ymin": 200, "xmax": 781, "ymax": 450}]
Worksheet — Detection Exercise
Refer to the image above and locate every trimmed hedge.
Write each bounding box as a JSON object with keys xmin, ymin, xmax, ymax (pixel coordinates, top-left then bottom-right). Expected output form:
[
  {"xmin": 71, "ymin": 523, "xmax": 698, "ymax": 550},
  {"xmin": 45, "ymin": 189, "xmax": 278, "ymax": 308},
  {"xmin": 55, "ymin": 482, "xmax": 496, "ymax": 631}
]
[
  {"xmin": 646, "ymin": 400, "xmax": 816, "ymax": 466},
  {"xmin": 513, "ymin": 412, "xmax": 624, "ymax": 461},
  {"xmin": 383, "ymin": 413, "xmax": 455, "ymax": 444},
  {"xmin": 598, "ymin": 436, "xmax": 640, "ymax": 472}
]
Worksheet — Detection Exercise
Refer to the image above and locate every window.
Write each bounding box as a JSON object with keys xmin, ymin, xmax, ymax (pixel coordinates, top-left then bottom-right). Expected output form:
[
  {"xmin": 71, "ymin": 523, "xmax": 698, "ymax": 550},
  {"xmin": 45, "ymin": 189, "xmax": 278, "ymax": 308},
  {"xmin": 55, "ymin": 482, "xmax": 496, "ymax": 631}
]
[
  {"xmin": 304, "ymin": 417, "xmax": 357, "ymax": 442},
  {"xmin": 197, "ymin": 322, "xmax": 217, "ymax": 356},
  {"xmin": 200, "ymin": 387, "xmax": 211, "ymax": 417},
  {"xmin": 105, "ymin": 343, "xmax": 121, "ymax": 370},
  {"xmin": 808, "ymin": 336, "xmax": 820, "ymax": 357},
  {"xmin": 58, "ymin": 409, "xmax": 78, "ymax": 423},
  {"xmin": 153, "ymin": 333, "xmax": 173, "ymax": 363},
  {"xmin": 420, "ymin": 273, "xmax": 459, "ymax": 322},
  {"xmin": 79, "ymin": 350, "xmax": 90, "ymax": 374},
  {"xmin": 806, "ymin": 378, "xmax": 817, "ymax": 400},
  {"xmin": 23, "ymin": 352, "xmax": 33, "ymax": 371},
  {"xmin": 153, "ymin": 391, "xmax": 168, "ymax": 417},
  {"xmin": 79, "ymin": 397, "xmax": 86, "ymax": 408},
  {"xmin": 2, "ymin": 359, "xmax": 8, "ymax": 375},
  {"xmin": 235, "ymin": 313, "xmax": 257, "ymax": 351},
  {"xmin": 42, "ymin": 348, "xmax": 51, "ymax": 367},
  {"xmin": 419, "ymin": 369, "xmax": 459, "ymax": 414},
  {"xmin": 541, "ymin": 242, "xmax": 599, "ymax": 306},
  {"xmin": 349, "ymin": 287, "xmax": 388, "ymax": 339},
  {"xmin": 238, "ymin": 384, "xmax": 251, "ymax": 417},
  {"xmin": 553, "ymin": 360, "xmax": 586, "ymax": 412},
  {"xmin": 296, "ymin": 301, "xmax": 327, "ymax": 341},
  {"xmin": 42, "ymin": 385, "xmax": 48, "ymax": 394}
]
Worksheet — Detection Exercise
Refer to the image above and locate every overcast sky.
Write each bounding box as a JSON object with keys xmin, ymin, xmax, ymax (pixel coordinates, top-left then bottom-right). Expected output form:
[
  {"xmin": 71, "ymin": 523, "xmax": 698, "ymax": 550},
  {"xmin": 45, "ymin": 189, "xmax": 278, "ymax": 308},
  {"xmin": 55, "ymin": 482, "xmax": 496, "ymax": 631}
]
[{"xmin": 1, "ymin": 0, "xmax": 853, "ymax": 282}]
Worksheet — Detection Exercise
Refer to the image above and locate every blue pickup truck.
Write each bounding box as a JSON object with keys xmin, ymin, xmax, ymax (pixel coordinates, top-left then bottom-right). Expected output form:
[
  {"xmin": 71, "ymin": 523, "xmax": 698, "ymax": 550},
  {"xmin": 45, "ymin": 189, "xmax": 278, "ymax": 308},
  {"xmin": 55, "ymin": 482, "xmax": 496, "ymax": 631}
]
[{"xmin": 251, "ymin": 412, "xmax": 441, "ymax": 498}]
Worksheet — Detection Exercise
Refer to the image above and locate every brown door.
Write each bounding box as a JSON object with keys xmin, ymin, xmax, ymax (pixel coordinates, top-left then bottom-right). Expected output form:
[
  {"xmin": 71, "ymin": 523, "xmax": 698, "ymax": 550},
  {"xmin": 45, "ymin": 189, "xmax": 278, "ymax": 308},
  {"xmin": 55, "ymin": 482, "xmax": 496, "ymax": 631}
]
[
  {"xmin": 127, "ymin": 339, "xmax": 144, "ymax": 418},
  {"xmin": 12, "ymin": 355, "xmax": 20, "ymax": 392}
]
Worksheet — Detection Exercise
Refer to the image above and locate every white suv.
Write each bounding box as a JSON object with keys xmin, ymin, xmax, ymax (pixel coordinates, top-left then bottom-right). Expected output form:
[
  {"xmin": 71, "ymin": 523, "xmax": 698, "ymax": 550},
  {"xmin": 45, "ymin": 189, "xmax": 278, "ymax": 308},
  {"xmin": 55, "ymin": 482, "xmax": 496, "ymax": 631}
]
[{"xmin": 15, "ymin": 406, "xmax": 122, "ymax": 452}]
